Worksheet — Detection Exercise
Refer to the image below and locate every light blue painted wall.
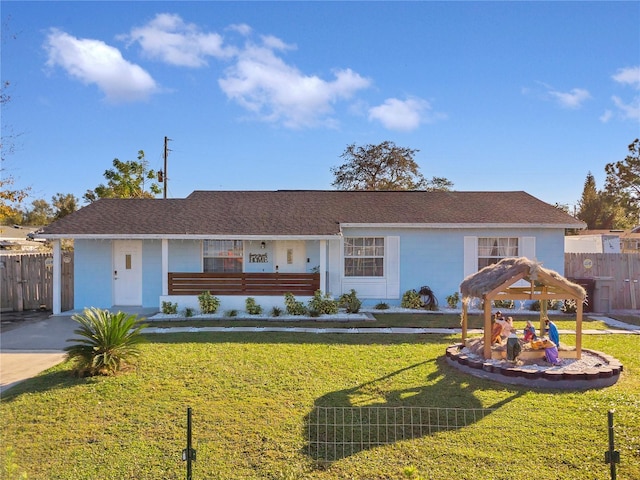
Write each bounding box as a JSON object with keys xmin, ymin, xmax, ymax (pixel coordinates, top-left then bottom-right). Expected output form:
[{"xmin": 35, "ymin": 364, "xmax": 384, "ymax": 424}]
[
  {"xmin": 168, "ymin": 240, "xmax": 202, "ymax": 271},
  {"xmin": 244, "ymin": 240, "xmax": 274, "ymax": 273},
  {"xmin": 73, "ymin": 229, "xmax": 566, "ymax": 309},
  {"xmin": 142, "ymin": 240, "xmax": 162, "ymax": 306},
  {"xmin": 341, "ymin": 227, "xmax": 567, "ymax": 307},
  {"xmin": 306, "ymin": 240, "xmax": 321, "ymax": 273},
  {"xmin": 74, "ymin": 239, "xmax": 113, "ymax": 309}
]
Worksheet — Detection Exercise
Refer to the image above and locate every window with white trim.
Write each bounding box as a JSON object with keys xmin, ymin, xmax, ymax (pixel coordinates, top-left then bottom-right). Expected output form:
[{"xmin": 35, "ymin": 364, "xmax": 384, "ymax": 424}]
[
  {"xmin": 477, "ymin": 237, "xmax": 518, "ymax": 269},
  {"xmin": 204, "ymin": 240, "xmax": 243, "ymax": 273},
  {"xmin": 344, "ymin": 237, "xmax": 384, "ymax": 277}
]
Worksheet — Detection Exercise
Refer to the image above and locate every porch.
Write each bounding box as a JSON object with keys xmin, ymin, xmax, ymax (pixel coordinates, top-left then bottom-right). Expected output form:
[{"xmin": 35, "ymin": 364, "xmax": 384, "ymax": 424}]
[{"xmin": 168, "ymin": 272, "xmax": 321, "ymax": 296}]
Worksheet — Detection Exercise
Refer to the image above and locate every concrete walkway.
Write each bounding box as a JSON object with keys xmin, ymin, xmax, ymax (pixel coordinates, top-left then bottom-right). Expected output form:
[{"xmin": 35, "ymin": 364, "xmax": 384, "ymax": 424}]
[{"xmin": 1, "ymin": 310, "xmax": 638, "ymax": 395}]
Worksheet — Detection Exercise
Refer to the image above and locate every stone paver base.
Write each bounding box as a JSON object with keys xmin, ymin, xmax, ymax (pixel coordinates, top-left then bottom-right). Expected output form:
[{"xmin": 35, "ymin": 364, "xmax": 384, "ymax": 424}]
[{"xmin": 445, "ymin": 343, "xmax": 622, "ymax": 390}]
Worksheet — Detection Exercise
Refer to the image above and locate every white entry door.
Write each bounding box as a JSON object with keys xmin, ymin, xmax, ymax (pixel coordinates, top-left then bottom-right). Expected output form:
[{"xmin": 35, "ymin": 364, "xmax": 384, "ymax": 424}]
[
  {"xmin": 275, "ymin": 241, "xmax": 306, "ymax": 273},
  {"xmin": 113, "ymin": 240, "xmax": 142, "ymax": 306}
]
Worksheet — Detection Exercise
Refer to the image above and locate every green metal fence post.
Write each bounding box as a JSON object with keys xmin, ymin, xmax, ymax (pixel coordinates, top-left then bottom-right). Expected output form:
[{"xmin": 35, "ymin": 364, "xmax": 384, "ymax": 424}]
[
  {"xmin": 182, "ymin": 407, "xmax": 196, "ymax": 480},
  {"xmin": 605, "ymin": 409, "xmax": 620, "ymax": 480}
]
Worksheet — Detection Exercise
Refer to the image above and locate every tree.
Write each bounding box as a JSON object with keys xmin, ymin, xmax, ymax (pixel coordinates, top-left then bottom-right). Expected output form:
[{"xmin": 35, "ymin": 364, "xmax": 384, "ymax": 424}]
[
  {"xmin": 24, "ymin": 199, "xmax": 54, "ymax": 225},
  {"xmin": 576, "ymin": 171, "xmax": 633, "ymax": 230},
  {"xmin": 51, "ymin": 193, "xmax": 78, "ymax": 220},
  {"xmin": 604, "ymin": 138, "xmax": 640, "ymax": 225},
  {"xmin": 331, "ymin": 141, "xmax": 452, "ymax": 191},
  {"xmin": 0, "ymin": 80, "xmax": 30, "ymax": 222},
  {"xmin": 83, "ymin": 150, "xmax": 161, "ymax": 203}
]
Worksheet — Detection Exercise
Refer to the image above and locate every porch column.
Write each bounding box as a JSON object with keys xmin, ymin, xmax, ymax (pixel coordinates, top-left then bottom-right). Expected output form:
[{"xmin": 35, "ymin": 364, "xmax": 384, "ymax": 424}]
[
  {"xmin": 162, "ymin": 239, "xmax": 169, "ymax": 295},
  {"xmin": 52, "ymin": 239, "xmax": 62, "ymax": 314},
  {"xmin": 319, "ymin": 240, "xmax": 327, "ymax": 293}
]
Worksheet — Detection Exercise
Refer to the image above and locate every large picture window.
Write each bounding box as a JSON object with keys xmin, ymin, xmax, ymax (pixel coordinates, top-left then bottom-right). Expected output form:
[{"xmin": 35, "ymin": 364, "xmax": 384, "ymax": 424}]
[
  {"xmin": 204, "ymin": 240, "xmax": 243, "ymax": 273},
  {"xmin": 344, "ymin": 237, "xmax": 384, "ymax": 277},
  {"xmin": 478, "ymin": 237, "xmax": 518, "ymax": 270}
]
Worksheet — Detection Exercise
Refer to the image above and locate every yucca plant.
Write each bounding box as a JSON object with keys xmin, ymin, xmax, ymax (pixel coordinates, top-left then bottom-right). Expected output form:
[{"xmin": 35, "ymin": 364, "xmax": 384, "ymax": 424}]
[{"xmin": 64, "ymin": 307, "xmax": 148, "ymax": 377}]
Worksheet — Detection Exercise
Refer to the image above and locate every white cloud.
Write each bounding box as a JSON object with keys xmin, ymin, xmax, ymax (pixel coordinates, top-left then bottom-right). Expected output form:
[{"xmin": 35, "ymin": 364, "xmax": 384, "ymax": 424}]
[
  {"xmin": 122, "ymin": 13, "xmax": 236, "ymax": 67},
  {"xmin": 218, "ymin": 38, "xmax": 371, "ymax": 128},
  {"xmin": 227, "ymin": 23, "xmax": 252, "ymax": 36},
  {"xmin": 368, "ymin": 97, "xmax": 433, "ymax": 131},
  {"xmin": 610, "ymin": 66, "xmax": 640, "ymax": 121},
  {"xmin": 44, "ymin": 29, "xmax": 158, "ymax": 103},
  {"xmin": 547, "ymin": 87, "xmax": 591, "ymax": 109},
  {"xmin": 612, "ymin": 95, "xmax": 640, "ymax": 121},
  {"xmin": 612, "ymin": 66, "xmax": 640, "ymax": 89},
  {"xmin": 600, "ymin": 109, "xmax": 613, "ymax": 123}
]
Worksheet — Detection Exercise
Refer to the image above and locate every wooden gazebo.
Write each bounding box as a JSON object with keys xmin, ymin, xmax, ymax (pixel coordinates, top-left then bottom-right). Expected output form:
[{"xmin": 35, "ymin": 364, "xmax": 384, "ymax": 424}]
[{"xmin": 459, "ymin": 257, "xmax": 587, "ymax": 359}]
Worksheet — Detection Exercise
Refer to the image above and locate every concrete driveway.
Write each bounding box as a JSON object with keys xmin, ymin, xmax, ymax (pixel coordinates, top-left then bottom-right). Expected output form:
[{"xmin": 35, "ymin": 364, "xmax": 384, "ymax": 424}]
[
  {"xmin": 0, "ymin": 314, "xmax": 75, "ymax": 394},
  {"xmin": 0, "ymin": 308, "xmax": 157, "ymax": 394}
]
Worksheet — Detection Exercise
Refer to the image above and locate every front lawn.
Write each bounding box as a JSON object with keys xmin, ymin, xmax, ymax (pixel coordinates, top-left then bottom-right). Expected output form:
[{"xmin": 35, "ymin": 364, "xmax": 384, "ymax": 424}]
[{"xmin": 2, "ymin": 332, "xmax": 638, "ymax": 479}]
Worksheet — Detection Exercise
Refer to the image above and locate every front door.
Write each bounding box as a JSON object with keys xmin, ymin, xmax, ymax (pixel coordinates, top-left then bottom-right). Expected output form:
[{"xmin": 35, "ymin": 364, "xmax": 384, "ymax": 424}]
[
  {"xmin": 113, "ymin": 240, "xmax": 142, "ymax": 306},
  {"xmin": 275, "ymin": 241, "xmax": 306, "ymax": 273}
]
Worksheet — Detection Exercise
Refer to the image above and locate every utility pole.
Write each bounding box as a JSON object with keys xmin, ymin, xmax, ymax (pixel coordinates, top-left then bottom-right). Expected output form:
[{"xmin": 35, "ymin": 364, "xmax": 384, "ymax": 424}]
[{"xmin": 163, "ymin": 136, "xmax": 171, "ymax": 199}]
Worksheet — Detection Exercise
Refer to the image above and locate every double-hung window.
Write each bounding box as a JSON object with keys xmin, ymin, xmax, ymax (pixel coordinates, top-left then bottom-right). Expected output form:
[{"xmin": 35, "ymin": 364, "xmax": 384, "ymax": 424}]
[
  {"xmin": 477, "ymin": 237, "xmax": 518, "ymax": 270},
  {"xmin": 203, "ymin": 240, "xmax": 243, "ymax": 273},
  {"xmin": 344, "ymin": 237, "xmax": 384, "ymax": 277}
]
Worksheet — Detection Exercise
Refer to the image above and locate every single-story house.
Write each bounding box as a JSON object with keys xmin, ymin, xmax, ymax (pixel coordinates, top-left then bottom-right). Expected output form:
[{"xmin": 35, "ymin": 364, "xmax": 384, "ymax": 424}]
[{"xmin": 38, "ymin": 190, "xmax": 586, "ymax": 314}]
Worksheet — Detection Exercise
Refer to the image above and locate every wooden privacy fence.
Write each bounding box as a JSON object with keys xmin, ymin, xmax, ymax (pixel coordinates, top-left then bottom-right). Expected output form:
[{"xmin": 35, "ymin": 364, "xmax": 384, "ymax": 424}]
[
  {"xmin": 0, "ymin": 253, "xmax": 74, "ymax": 312},
  {"xmin": 168, "ymin": 272, "xmax": 320, "ymax": 296},
  {"xmin": 565, "ymin": 252, "xmax": 640, "ymax": 310}
]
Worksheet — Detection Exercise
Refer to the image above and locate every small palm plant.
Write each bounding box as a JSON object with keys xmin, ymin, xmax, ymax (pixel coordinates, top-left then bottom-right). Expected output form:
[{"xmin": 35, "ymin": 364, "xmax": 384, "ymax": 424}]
[{"xmin": 65, "ymin": 307, "xmax": 148, "ymax": 376}]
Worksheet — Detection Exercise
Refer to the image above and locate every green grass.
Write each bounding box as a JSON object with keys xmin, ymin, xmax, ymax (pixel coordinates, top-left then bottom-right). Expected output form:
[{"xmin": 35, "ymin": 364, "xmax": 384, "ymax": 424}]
[
  {"xmin": 148, "ymin": 312, "xmax": 614, "ymax": 331},
  {"xmin": 1, "ymin": 332, "xmax": 639, "ymax": 479}
]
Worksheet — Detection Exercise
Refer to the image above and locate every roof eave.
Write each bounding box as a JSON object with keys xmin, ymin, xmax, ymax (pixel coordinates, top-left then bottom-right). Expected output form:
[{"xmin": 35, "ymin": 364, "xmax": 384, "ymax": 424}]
[
  {"xmin": 40, "ymin": 233, "xmax": 343, "ymax": 241},
  {"xmin": 340, "ymin": 222, "xmax": 586, "ymax": 229}
]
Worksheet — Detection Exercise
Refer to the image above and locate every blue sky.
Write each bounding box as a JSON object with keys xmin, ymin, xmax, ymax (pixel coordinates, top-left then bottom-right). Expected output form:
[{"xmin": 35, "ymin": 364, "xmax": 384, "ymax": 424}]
[{"xmin": 2, "ymin": 1, "xmax": 639, "ymax": 213}]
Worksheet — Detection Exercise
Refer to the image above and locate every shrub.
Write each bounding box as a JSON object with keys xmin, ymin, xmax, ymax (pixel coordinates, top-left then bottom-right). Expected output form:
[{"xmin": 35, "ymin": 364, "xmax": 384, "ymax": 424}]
[
  {"xmin": 198, "ymin": 291, "xmax": 220, "ymax": 314},
  {"xmin": 308, "ymin": 290, "xmax": 339, "ymax": 315},
  {"xmin": 225, "ymin": 309, "xmax": 238, "ymax": 317},
  {"xmin": 245, "ymin": 297, "xmax": 263, "ymax": 315},
  {"xmin": 446, "ymin": 292, "xmax": 460, "ymax": 309},
  {"xmin": 270, "ymin": 306, "xmax": 282, "ymax": 317},
  {"xmin": 529, "ymin": 300, "xmax": 559, "ymax": 312},
  {"xmin": 64, "ymin": 307, "xmax": 147, "ymax": 377},
  {"xmin": 418, "ymin": 286, "xmax": 438, "ymax": 311},
  {"xmin": 401, "ymin": 289, "xmax": 423, "ymax": 309},
  {"xmin": 493, "ymin": 299, "xmax": 513, "ymax": 309},
  {"xmin": 338, "ymin": 289, "xmax": 362, "ymax": 313},
  {"xmin": 308, "ymin": 309, "xmax": 321, "ymax": 318},
  {"xmin": 183, "ymin": 307, "xmax": 194, "ymax": 318},
  {"xmin": 161, "ymin": 301, "xmax": 178, "ymax": 315},
  {"xmin": 561, "ymin": 299, "xmax": 578, "ymax": 313},
  {"xmin": 374, "ymin": 302, "xmax": 389, "ymax": 310},
  {"xmin": 284, "ymin": 292, "xmax": 307, "ymax": 316}
]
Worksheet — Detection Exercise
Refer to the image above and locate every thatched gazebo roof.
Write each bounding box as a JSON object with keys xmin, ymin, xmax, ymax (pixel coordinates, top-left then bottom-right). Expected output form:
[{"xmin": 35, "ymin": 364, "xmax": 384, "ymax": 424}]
[
  {"xmin": 460, "ymin": 257, "xmax": 586, "ymax": 302},
  {"xmin": 458, "ymin": 257, "xmax": 587, "ymax": 359}
]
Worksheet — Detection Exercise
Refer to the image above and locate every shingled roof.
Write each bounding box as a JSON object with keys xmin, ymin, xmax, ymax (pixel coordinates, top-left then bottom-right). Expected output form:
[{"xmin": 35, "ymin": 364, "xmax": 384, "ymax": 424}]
[{"xmin": 40, "ymin": 190, "xmax": 586, "ymax": 238}]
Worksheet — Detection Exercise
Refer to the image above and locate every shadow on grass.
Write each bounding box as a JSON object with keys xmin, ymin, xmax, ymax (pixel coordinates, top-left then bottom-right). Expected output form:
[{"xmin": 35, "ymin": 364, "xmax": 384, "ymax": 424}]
[{"xmin": 303, "ymin": 357, "xmax": 524, "ymax": 463}]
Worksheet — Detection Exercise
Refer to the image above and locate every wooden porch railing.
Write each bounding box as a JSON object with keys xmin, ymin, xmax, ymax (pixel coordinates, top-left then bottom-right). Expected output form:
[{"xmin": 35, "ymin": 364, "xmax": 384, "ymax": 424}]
[{"xmin": 168, "ymin": 272, "xmax": 320, "ymax": 296}]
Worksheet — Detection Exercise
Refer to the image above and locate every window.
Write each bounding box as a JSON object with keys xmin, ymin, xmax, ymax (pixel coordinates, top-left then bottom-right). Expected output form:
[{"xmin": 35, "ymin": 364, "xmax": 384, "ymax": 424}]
[
  {"xmin": 344, "ymin": 237, "xmax": 384, "ymax": 277},
  {"xmin": 204, "ymin": 240, "xmax": 243, "ymax": 273},
  {"xmin": 477, "ymin": 237, "xmax": 518, "ymax": 270}
]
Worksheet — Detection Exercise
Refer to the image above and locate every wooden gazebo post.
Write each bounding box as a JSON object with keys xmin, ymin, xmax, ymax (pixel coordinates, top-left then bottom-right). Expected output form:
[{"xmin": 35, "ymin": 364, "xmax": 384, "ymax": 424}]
[
  {"xmin": 483, "ymin": 296, "xmax": 492, "ymax": 359},
  {"xmin": 461, "ymin": 300, "xmax": 468, "ymax": 342},
  {"xmin": 576, "ymin": 299, "xmax": 583, "ymax": 359}
]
